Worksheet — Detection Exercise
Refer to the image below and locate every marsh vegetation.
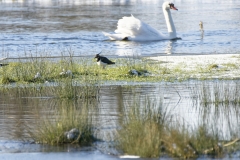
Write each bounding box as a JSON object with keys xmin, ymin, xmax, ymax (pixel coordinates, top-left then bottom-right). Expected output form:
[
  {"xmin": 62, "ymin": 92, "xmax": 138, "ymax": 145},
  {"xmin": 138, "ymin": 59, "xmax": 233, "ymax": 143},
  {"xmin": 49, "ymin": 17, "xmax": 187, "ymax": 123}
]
[
  {"xmin": 0, "ymin": 56, "xmax": 240, "ymax": 159},
  {"xmin": 1, "ymin": 54, "xmax": 240, "ymax": 86},
  {"xmin": 117, "ymin": 86, "xmax": 240, "ymax": 158}
]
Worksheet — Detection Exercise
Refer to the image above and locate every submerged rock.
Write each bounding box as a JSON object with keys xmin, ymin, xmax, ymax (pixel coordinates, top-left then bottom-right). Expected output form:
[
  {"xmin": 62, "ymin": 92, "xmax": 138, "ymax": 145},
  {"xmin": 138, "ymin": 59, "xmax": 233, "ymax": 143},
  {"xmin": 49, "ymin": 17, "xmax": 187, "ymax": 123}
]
[
  {"xmin": 59, "ymin": 69, "xmax": 73, "ymax": 77},
  {"xmin": 34, "ymin": 72, "xmax": 41, "ymax": 79},
  {"xmin": 129, "ymin": 69, "xmax": 139, "ymax": 76},
  {"xmin": 64, "ymin": 128, "xmax": 80, "ymax": 141},
  {"xmin": 128, "ymin": 69, "xmax": 151, "ymax": 76}
]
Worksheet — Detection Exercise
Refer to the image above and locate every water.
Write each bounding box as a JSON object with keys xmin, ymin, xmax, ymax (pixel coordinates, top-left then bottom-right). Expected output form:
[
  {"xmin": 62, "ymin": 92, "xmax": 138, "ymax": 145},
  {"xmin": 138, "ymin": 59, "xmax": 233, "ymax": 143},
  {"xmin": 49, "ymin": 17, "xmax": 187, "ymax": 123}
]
[{"xmin": 0, "ymin": 0, "xmax": 240, "ymax": 58}]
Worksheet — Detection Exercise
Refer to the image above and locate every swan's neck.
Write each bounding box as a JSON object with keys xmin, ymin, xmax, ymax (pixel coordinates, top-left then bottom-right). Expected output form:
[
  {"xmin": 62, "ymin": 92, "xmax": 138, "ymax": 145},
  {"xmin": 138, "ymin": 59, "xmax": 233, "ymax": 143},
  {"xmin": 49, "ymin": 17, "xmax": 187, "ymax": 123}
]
[{"xmin": 163, "ymin": 9, "xmax": 176, "ymax": 39}]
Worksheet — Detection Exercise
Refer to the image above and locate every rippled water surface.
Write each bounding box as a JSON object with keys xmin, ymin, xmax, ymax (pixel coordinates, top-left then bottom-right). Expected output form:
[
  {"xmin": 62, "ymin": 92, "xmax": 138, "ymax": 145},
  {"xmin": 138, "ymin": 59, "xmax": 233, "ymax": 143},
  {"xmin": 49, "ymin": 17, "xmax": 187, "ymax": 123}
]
[{"xmin": 0, "ymin": 0, "xmax": 240, "ymax": 58}]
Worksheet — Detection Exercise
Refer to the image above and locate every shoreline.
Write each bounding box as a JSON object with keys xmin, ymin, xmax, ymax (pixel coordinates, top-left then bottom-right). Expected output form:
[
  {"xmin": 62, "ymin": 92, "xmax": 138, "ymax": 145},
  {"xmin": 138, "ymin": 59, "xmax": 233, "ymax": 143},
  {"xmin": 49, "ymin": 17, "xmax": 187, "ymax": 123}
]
[{"xmin": 148, "ymin": 54, "xmax": 240, "ymax": 79}]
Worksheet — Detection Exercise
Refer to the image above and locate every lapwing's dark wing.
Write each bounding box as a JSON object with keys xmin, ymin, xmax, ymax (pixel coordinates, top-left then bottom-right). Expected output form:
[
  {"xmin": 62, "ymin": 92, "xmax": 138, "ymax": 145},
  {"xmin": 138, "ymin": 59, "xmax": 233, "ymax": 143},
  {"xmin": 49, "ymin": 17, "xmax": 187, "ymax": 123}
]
[{"xmin": 101, "ymin": 57, "xmax": 115, "ymax": 64}]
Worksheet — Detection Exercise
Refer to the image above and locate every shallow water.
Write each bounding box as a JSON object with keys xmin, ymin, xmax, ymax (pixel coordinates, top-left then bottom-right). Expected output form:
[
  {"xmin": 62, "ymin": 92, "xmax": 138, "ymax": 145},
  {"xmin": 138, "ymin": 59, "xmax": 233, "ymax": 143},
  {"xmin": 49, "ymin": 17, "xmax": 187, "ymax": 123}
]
[
  {"xmin": 0, "ymin": 0, "xmax": 240, "ymax": 58},
  {"xmin": 0, "ymin": 81, "xmax": 240, "ymax": 159}
]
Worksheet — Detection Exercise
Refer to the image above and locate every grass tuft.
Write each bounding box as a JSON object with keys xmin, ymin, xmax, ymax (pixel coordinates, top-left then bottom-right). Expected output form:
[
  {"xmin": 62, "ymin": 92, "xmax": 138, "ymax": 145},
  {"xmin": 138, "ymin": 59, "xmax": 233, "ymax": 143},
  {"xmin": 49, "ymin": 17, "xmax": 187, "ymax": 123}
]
[
  {"xmin": 117, "ymin": 96, "xmax": 230, "ymax": 158},
  {"xmin": 28, "ymin": 99, "xmax": 95, "ymax": 145}
]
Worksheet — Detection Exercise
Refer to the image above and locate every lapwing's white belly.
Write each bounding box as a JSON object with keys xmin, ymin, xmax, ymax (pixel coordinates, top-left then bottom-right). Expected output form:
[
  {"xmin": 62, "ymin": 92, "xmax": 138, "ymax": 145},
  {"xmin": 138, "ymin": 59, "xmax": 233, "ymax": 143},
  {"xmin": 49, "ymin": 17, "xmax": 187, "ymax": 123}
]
[{"xmin": 97, "ymin": 61, "xmax": 107, "ymax": 68}]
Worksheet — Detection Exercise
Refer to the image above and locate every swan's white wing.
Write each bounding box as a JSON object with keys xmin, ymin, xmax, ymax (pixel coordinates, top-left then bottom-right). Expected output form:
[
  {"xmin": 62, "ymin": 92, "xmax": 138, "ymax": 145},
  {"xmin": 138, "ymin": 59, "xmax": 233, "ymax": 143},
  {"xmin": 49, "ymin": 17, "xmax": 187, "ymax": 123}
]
[
  {"xmin": 115, "ymin": 15, "xmax": 166, "ymax": 41},
  {"xmin": 102, "ymin": 32, "xmax": 127, "ymax": 40}
]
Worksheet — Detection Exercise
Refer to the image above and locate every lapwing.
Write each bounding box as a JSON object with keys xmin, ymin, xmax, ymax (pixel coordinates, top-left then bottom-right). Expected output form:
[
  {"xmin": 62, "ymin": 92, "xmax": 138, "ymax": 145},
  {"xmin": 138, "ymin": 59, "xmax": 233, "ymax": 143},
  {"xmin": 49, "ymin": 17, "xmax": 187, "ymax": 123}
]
[
  {"xmin": 64, "ymin": 128, "xmax": 80, "ymax": 141},
  {"xmin": 0, "ymin": 57, "xmax": 8, "ymax": 67},
  {"xmin": 94, "ymin": 52, "xmax": 115, "ymax": 69},
  {"xmin": 0, "ymin": 64, "xmax": 8, "ymax": 67}
]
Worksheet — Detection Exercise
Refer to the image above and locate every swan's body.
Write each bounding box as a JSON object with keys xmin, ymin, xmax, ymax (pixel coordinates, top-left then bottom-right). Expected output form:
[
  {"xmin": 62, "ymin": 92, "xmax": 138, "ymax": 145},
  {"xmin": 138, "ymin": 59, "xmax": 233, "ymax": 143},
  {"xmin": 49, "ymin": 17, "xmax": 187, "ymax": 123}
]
[{"xmin": 103, "ymin": 1, "xmax": 178, "ymax": 41}]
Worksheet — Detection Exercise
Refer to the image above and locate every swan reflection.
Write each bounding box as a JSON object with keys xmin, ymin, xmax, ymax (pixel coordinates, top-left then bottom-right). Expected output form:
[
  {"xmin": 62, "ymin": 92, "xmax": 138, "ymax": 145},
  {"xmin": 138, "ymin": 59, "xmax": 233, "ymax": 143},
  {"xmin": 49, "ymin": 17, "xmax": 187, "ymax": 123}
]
[{"xmin": 165, "ymin": 41, "xmax": 173, "ymax": 54}]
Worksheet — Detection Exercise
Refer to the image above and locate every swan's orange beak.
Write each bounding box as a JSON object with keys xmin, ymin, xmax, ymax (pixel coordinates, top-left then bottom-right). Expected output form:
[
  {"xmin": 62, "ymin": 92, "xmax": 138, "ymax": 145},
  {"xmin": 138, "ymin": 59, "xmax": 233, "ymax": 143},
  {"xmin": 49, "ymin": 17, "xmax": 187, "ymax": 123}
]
[{"xmin": 171, "ymin": 6, "xmax": 178, "ymax": 10}]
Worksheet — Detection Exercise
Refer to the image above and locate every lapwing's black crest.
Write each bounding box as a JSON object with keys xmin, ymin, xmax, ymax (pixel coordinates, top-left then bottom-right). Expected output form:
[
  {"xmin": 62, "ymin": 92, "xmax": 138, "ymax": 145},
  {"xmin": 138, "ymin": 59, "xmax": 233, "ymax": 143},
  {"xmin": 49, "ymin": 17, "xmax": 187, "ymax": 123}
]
[{"xmin": 94, "ymin": 53, "xmax": 115, "ymax": 69}]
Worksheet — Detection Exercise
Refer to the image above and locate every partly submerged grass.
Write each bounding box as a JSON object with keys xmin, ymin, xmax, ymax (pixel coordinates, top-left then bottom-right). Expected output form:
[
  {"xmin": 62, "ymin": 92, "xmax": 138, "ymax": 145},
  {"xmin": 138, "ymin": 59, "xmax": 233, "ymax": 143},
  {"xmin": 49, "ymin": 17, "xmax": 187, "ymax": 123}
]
[
  {"xmin": 1, "ymin": 53, "xmax": 240, "ymax": 156},
  {"xmin": 0, "ymin": 77, "xmax": 99, "ymax": 145},
  {"xmin": 193, "ymin": 81, "xmax": 240, "ymax": 107},
  {"xmin": 117, "ymin": 97, "xmax": 166, "ymax": 158},
  {"xmin": 1, "ymin": 76, "xmax": 240, "ymax": 156},
  {"xmin": 117, "ymin": 95, "xmax": 239, "ymax": 159},
  {"xmin": 28, "ymin": 99, "xmax": 95, "ymax": 145},
  {"xmin": 0, "ymin": 78, "xmax": 100, "ymax": 100}
]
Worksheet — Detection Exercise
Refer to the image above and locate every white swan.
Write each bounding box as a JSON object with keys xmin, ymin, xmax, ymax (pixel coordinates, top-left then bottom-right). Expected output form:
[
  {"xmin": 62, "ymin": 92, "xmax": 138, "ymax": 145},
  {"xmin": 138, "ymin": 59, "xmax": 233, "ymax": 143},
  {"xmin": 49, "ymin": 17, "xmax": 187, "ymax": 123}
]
[{"xmin": 103, "ymin": 1, "xmax": 178, "ymax": 41}]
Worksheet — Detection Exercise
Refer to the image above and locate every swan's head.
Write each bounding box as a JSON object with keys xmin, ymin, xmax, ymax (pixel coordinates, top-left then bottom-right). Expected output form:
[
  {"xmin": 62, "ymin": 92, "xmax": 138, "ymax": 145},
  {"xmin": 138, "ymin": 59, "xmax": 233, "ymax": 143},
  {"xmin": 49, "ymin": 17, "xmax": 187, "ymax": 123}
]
[{"xmin": 163, "ymin": 2, "xmax": 178, "ymax": 11}]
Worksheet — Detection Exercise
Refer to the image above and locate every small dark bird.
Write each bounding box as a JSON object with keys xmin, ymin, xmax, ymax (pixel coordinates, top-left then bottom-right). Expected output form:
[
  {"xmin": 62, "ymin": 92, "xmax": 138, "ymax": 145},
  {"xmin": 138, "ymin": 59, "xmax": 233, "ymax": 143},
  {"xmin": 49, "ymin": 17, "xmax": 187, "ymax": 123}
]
[
  {"xmin": 94, "ymin": 52, "xmax": 115, "ymax": 69},
  {"xmin": 199, "ymin": 21, "xmax": 204, "ymax": 31},
  {"xmin": 0, "ymin": 63, "xmax": 8, "ymax": 67}
]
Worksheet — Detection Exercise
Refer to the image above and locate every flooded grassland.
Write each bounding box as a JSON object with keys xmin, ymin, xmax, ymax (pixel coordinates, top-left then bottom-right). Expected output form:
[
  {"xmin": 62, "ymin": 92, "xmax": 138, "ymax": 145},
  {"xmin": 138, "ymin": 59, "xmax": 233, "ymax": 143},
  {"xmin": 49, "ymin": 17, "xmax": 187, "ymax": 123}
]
[
  {"xmin": 0, "ymin": 55, "xmax": 240, "ymax": 159},
  {"xmin": 1, "ymin": 0, "xmax": 240, "ymax": 159}
]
